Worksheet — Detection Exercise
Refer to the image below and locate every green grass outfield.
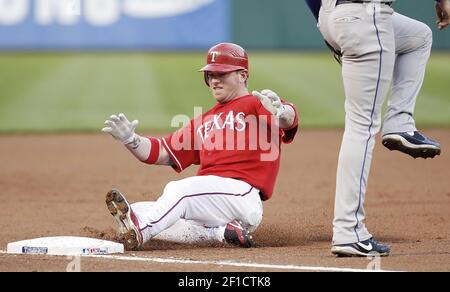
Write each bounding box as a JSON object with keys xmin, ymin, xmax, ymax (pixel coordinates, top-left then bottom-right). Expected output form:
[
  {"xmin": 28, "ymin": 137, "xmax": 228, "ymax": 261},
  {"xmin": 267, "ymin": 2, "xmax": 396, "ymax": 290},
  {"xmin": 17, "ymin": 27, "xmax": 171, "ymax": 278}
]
[{"xmin": 0, "ymin": 52, "xmax": 448, "ymax": 133}]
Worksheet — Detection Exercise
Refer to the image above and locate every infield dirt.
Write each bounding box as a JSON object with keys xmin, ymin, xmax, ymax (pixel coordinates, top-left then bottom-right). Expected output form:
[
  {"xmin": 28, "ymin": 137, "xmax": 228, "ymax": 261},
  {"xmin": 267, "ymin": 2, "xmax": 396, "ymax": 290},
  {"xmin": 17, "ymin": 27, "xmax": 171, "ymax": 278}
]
[{"xmin": 0, "ymin": 130, "xmax": 449, "ymax": 271}]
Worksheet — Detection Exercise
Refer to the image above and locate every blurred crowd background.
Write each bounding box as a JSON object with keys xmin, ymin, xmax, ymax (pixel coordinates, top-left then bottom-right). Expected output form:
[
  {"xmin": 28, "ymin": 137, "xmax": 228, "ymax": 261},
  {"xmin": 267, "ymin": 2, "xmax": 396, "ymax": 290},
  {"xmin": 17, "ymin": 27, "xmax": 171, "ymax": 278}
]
[{"xmin": 0, "ymin": 0, "xmax": 448, "ymax": 132}]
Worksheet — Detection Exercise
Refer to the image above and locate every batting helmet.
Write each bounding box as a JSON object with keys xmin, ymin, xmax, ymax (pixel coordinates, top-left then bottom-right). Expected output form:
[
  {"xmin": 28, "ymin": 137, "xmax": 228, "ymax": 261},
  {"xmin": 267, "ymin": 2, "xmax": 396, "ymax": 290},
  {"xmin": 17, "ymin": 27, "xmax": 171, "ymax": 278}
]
[{"xmin": 200, "ymin": 43, "xmax": 249, "ymax": 86}]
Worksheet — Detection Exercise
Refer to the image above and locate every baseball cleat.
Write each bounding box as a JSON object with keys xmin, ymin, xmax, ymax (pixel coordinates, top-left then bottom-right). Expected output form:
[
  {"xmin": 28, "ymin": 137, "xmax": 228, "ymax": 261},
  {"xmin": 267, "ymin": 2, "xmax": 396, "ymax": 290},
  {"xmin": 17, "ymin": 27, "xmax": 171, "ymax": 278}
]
[
  {"xmin": 382, "ymin": 131, "xmax": 441, "ymax": 159},
  {"xmin": 331, "ymin": 238, "xmax": 390, "ymax": 257},
  {"xmin": 224, "ymin": 220, "xmax": 254, "ymax": 248},
  {"xmin": 105, "ymin": 188, "xmax": 143, "ymax": 250}
]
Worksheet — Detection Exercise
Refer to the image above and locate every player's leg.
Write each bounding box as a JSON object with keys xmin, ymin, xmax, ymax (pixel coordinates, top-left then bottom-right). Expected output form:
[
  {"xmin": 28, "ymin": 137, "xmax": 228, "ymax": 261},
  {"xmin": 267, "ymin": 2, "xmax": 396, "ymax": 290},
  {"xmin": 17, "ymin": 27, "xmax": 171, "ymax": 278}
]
[
  {"xmin": 131, "ymin": 175, "xmax": 263, "ymax": 246},
  {"xmin": 150, "ymin": 218, "xmax": 255, "ymax": 248},
  {"xmin": 319, "ymin": 3, "xmax": 395, "ymax": 255},
  {"xmin": 132, "ymin": 202, "xmax": 225, "ymax": 244},
  {"xmin": 106, "ymin": 180, "xmax": 261, "ymax": 249},
  {"xmin": 381, "ymin": 12, "xmax": 441, "ymax": 158},
  {"xmin": 383, "ymin": 12, "xmax": 431, "ymax": 134},
  {"xmin": 107, "ymin": 192, "xmax": 224, "ymax": 249}
]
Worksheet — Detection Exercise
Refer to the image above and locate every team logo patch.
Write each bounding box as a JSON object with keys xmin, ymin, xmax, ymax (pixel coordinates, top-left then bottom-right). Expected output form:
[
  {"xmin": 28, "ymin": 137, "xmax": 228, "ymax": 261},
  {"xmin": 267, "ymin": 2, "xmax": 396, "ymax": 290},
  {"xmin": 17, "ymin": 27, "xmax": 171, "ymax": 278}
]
[
  {"xmin": 356, "ymin": 242, "xmax": 373, "ymax": 251},
  {"xmin": 211, "ymin": 51, "xmax": 218, "ymax": 62}
]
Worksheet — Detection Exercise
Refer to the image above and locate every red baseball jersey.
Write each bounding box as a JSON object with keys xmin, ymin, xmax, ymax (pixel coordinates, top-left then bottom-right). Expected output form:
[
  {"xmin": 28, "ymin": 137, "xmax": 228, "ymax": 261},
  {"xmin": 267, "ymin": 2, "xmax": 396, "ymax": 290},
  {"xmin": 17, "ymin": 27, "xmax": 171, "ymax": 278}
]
[{"xmin": 162, "ymin": 94, "xmax": 298, "ymax": 200}]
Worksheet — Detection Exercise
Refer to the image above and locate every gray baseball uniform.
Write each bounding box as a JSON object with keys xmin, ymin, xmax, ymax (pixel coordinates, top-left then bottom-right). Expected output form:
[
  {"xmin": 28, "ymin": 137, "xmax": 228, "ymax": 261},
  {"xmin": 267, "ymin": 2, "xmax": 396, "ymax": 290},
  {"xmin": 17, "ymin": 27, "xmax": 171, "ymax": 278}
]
[{"xmin": 317, "ymin": 0, "xmax": 432, "ymax": 245}]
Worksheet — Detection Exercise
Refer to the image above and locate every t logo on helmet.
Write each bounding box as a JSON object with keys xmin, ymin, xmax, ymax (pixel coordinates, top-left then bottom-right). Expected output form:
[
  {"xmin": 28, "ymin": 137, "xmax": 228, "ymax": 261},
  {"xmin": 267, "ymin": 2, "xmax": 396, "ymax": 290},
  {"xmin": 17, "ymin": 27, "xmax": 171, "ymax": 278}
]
[{"xmin": 211, "ymin": 52, "xmax": 218, "ymax": 63}]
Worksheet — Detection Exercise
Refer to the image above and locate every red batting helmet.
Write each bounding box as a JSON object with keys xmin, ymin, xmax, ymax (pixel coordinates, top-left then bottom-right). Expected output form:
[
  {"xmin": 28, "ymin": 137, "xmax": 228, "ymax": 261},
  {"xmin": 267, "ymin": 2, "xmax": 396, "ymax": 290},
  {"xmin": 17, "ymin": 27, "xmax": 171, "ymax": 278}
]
[{"xmin": 200, "ymin": 43, "xmax": 249, "ymax": 86}]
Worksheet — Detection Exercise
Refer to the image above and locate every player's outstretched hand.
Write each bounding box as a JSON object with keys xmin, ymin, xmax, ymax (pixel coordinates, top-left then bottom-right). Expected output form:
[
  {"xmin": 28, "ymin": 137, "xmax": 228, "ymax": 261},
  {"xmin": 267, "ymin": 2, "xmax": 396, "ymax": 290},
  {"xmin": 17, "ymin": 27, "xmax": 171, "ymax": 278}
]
[
  {"xmin": 252, "ymin": 89, "xmax": 287, "ymax": 118},
  {"xmin": 436, "ymin": 0, "xmax": 450, "ymax": 30},
  {"xmin": 102, "ymin": 113, "xmax": 138, "ymax": 144}
]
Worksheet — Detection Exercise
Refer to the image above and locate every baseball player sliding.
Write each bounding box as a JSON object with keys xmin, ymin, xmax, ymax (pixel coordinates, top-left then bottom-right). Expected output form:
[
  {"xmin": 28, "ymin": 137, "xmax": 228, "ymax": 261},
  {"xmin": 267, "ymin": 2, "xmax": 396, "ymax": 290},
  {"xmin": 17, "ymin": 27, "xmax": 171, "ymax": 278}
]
[
  {"xmin": 102, "ymin": 43, "xmax": 299, "ymax": 250},
  {"xmin": 305, "ymin": 0, "xmax": 449, "ymax": 257}
]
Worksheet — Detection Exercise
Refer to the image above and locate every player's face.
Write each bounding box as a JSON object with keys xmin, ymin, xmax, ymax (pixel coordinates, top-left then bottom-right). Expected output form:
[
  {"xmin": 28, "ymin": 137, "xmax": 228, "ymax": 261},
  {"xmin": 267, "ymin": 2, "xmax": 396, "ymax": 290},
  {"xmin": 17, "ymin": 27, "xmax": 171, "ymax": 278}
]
[{"xmin": 207, "ymin": 70, "xmax": 248, "ymax": 103}]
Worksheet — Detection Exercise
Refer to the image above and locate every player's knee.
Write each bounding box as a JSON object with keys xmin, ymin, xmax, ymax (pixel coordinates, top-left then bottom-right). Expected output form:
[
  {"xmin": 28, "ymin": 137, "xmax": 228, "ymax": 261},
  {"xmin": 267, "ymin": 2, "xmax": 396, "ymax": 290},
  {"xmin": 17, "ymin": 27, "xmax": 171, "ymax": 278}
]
[
  {"xmin": 424, "ymin": 25, "xmax": 432, "ymax": 42},
  {"xmin": 162, "ymin": 181, "xmax": 184, "ymax": 200},
  {"xmin": 346, "ymin": 113, "xmax": 381, "ymax": 135},
  {"xmin": 421, "ymin": 24, "xmax": 433, "ymax": 49},
  {"xmin": 245, "ymin": 210, "xmax": 263, "ymax": 232}
]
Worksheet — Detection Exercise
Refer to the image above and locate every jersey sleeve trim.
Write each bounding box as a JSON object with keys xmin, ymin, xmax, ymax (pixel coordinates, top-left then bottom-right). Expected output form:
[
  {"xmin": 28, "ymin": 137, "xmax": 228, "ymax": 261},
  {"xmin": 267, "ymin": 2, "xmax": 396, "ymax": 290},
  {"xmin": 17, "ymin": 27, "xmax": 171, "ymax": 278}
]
[
  {"xmin": 144, "ymin": 137, "xmax": 161, "ymax": 164},
  {"xmin": 280, "ymin": 102, "xmax": 299, "ymax": 144},
  {"xmin": 162, "ymin": 137, "xmax": 184, "ymax": 172},
  {"xmin": 282, "ymin": 103, "xmax": 299, "ymax": 131}
]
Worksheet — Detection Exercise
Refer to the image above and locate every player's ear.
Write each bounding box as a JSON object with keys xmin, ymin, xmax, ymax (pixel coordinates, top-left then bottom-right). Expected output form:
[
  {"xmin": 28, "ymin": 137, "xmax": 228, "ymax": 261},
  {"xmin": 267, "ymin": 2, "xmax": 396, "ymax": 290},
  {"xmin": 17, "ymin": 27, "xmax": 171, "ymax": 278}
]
[{"xmin": 239, "ymin": 70, "xmax": 248, "ymax": 83}]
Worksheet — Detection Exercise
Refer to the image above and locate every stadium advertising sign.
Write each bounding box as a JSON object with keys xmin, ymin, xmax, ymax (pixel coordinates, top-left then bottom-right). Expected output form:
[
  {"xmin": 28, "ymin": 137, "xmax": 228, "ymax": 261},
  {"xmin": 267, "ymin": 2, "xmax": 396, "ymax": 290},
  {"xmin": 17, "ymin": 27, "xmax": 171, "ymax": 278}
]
[{"xmin": 0, "ymin": 0, "xmax": 230, "ymax": 50}]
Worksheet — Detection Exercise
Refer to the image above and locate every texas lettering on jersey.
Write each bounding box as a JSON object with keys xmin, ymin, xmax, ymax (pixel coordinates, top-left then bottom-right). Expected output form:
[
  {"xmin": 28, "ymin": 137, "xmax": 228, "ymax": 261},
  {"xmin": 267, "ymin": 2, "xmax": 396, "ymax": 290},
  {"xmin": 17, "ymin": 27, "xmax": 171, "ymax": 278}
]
[
  {"xmin": 162, "ymin": 95, "xmax": 299, "ymax": 200},
  {"xmin": 196, "ymin": 110, "xmax": 247, "ymax": 143}
]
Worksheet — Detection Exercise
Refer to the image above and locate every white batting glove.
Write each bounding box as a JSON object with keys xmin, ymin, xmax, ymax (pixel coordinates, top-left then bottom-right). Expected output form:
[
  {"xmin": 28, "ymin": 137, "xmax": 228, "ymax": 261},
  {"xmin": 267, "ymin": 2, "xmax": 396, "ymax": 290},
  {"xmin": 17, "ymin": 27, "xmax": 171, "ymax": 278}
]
[
  {"xmin": 252, "ymin": 89, "xmax": 288, "ymax": 119},
  {"xmin": 101, "ymin": 113, "xmax": 139, "ymax": 144}
]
